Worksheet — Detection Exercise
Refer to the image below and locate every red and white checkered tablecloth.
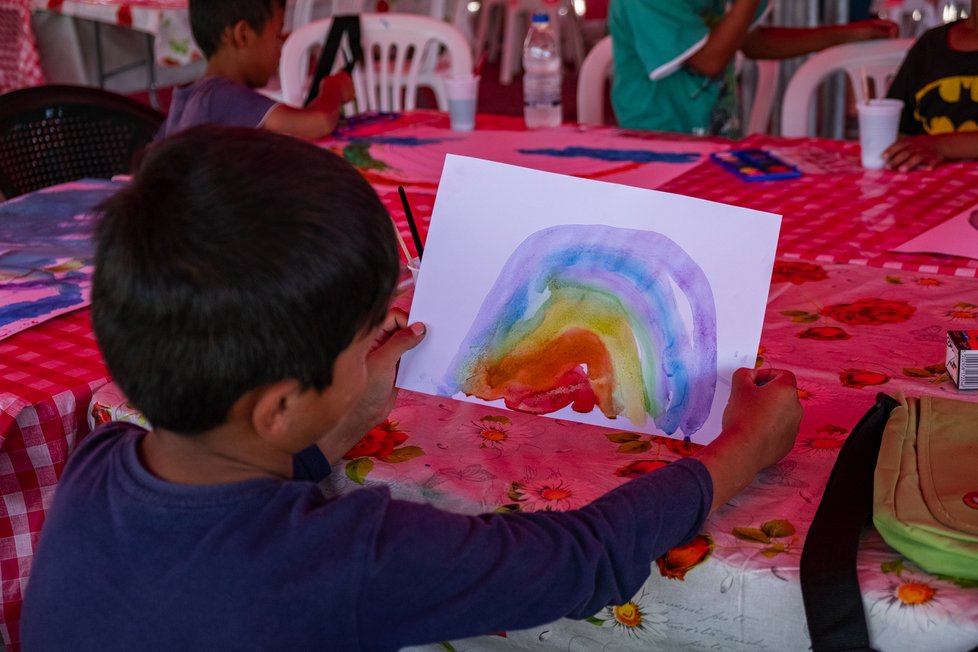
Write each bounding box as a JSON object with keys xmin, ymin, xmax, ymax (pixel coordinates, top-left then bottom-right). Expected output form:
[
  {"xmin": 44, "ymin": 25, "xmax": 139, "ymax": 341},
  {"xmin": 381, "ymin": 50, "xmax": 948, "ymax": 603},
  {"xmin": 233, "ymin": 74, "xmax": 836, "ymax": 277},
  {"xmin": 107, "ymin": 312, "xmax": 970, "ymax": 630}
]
[
  {"xmin": 0, "ymin": 309, "xmax": 109, "ymax": 648},
  {"xmin": 0, "ymin": 0, "xmax": 45, "ymax": 94},
  {"xmin": 660, "ymin": 134, "xmax": 978, "ymax": 278}
]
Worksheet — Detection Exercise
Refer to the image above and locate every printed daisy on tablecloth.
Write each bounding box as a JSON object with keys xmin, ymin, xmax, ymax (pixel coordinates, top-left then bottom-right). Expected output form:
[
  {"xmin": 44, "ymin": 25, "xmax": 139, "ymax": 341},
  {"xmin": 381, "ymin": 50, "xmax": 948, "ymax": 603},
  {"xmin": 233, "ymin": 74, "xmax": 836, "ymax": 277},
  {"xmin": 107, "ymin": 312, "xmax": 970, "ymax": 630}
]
[
  {"xmin": 461, "ymin": 414, "xmax": 541, "ymax": 452},
  {"xmin": 586, "ymin": 589, "xmax": 666, "ymax": 638},
  {"xmin": 505, "ymin": 468, "xmax": 599, "ymax": 512},
  {"xmin": 795, "ymin": 380, "xmax": 841, "ymax": 406},
  {"xmin": 797, "ymin": 424, "xmax": 848, "ymax": 455},
  {"xmin": 945, "ymin": 302, "xmax": 978, "ymax": 322},
  {"xmin": 866, "ymin": 560, "xmax": 947, "ymax": 631}
]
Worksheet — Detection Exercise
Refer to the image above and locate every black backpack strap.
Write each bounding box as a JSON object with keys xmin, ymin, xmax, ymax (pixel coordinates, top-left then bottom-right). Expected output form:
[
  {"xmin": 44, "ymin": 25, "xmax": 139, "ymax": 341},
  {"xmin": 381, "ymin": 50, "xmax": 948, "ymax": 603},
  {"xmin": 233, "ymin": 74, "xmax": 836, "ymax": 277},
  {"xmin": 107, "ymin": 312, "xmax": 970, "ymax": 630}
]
[
  {"xmin": 800, "ymin": 393, "xmax": 900, "ymax": 652},
  {"xmin": 304, "ymin": 15, "xmax": 363, "ymax": 106}
]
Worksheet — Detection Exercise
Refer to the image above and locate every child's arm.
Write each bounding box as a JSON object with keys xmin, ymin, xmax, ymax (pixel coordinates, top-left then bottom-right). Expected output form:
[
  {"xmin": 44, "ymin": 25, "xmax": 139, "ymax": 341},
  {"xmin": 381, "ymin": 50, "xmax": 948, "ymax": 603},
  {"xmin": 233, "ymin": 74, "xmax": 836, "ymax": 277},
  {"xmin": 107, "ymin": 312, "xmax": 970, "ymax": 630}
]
[
  {"xmin": 741, "ymin": 19, "xmax": 898, "ymax": 60},
  {"xmin": 262, "ymin": 73, "xmax": 356, "ymax": 140},
  {"xmin": 685, "ymin": 0, "xmax": 765, "ymax": 78},
  {"xmin": 883, "ymin": 132, "xmax": 978, "ymax": 171},
  {"xmin": 684, "ymin": 0, "xmax": 897, "ymax": 78},
  {"xmin": 695, "ymin": 367, "xmax": 803, "ymax": 512}
]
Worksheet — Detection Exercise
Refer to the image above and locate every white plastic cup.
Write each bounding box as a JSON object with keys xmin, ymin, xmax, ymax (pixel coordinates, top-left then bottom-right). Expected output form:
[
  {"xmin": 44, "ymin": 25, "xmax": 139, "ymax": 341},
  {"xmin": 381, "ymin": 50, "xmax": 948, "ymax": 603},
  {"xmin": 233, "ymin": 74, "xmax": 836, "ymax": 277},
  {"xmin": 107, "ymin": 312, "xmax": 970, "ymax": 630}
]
[
  {"xmin": 856, "ymin": 99, "xmax": 904, "ymax": 169},
  {"xmin": 406, "ymin": 257, "xmax": 421, "ymax": 285},
  {"xmin": 445, "ymin": 75, "xmax": 479, "ymax": 132}
]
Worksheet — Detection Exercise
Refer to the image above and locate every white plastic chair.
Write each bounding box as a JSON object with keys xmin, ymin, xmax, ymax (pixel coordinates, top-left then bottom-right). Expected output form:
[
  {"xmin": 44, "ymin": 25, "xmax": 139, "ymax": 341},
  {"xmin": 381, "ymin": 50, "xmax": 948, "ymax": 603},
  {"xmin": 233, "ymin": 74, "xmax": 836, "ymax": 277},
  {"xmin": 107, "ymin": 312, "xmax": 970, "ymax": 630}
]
[
  {"xmin": 576, "ymin": 35, "xmax": 779, "ymax": 135},
  {"xmin": 474, "ymin": 0, "xmax": 584, "ymax": 85},
  {"xmin": 288, "ymin": 0, "xmax": 369, "ymax": 33},
  {"xmin": 740, "ymin": 58, "xmax": 779, "ymax": 135},
  {"xmin": 279, "ymin": 13, "xmax": 473, "ymax": 112},
  {"xmin": 878, "ymin": 0, "xmax": 942, "ymax": 37},
  {"xmin": 780, "ymin": 38, "xmax": 914, "ymax": 138},
  {"xmin": 575, "ymin": 34, "xmax": 611, "ymax": 126}
]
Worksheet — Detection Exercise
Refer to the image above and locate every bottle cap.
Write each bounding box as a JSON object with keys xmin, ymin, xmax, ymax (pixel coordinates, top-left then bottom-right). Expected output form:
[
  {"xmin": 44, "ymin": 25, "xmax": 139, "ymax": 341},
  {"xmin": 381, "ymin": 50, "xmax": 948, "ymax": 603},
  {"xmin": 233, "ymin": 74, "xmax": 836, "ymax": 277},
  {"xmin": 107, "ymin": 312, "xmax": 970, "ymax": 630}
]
[{"xmin": 531, "ymin": 12, "xmax": 549, "ymax": 24}]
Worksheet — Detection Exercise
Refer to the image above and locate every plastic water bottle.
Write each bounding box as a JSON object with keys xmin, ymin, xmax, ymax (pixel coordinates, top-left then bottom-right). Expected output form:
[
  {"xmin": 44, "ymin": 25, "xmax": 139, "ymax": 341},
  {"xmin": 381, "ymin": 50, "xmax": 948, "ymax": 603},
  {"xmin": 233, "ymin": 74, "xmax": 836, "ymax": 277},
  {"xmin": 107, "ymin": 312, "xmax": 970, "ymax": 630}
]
[{"xmin": 523, "ymin": 12, "xmax": 562, "ymax": 129}]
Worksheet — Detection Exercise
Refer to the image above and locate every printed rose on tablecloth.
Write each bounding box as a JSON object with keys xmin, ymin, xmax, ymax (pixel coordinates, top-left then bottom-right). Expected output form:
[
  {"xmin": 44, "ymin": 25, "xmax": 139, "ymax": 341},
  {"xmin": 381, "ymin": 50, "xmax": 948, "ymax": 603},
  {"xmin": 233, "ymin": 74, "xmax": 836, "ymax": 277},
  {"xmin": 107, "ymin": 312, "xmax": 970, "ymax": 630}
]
[
  {"xmin": 614, "ymin": 459, "xmax": 670, "ymax": 478},
  {"xmin": 656, "ymin": 533, "xmax": 714, "ymax": 580},
  {"xmin": 839, "ymin": 369, "xmax": 891, "ymax": 388},
  {"xmin": 343, "ymin": 420, "xmax": 424, "ymax": 484},
  {"xmin": 771, "ymin": 261, "xmax": 828, "ymax": 284},
  {"xmin": 821, "ymin": 298, "xmax": 916, "ymax": 326}
]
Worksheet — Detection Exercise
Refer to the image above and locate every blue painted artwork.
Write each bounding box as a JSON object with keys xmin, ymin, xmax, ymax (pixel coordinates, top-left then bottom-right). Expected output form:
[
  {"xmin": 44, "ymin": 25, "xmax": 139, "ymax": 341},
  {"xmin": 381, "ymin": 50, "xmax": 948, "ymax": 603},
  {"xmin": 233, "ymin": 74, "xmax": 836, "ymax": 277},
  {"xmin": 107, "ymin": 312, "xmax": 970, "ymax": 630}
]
[{"xmin": 0, "ymin": 179, "xmax": 122, "ymax": 339}]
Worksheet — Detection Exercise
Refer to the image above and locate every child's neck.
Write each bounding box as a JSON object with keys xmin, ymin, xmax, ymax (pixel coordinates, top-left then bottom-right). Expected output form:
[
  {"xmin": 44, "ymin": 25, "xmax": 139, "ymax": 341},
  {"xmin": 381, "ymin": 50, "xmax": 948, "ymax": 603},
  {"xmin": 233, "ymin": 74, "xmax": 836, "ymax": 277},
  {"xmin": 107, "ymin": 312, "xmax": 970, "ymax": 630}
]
[
  {"xmin": 204, "ymin": 52, "xmax": 251, "ymax": 87},
  {"xmin": 139, "ymin": 422, "xmax": 294, "ymax": 486}
]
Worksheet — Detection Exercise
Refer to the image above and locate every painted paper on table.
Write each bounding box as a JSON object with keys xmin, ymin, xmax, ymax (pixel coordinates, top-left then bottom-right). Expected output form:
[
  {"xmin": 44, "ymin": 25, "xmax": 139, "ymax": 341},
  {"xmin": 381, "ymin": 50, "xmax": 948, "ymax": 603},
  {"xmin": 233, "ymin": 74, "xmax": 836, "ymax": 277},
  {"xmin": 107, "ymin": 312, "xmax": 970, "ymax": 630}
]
[
  {"xmin": 330, "ymin": 125, "xmax": 725, "ymax": 192},
  {"xmin": 396, "ymin": 156, "xmax": 781, "ymax": 444},
  {"xmin": 0, "ymin": 180, "xmax": 119, "ymax": 341},
  {"xmin": 891, "ymin": 205, "xmax": 978, "ymax": 260}
]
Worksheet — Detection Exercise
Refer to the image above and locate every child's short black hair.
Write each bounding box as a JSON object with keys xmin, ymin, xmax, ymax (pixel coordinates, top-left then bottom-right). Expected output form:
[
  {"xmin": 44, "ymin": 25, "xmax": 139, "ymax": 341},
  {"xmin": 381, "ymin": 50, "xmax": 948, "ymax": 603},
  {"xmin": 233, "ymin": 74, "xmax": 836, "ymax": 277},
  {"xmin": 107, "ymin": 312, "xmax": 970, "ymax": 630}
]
[
  {"xmin": 190, "ymin": 0, "xmax": 286, "ymax": 59},
  {"xmin": 92, "ymin": 125, "xmax": 399, "ymax": 434}
]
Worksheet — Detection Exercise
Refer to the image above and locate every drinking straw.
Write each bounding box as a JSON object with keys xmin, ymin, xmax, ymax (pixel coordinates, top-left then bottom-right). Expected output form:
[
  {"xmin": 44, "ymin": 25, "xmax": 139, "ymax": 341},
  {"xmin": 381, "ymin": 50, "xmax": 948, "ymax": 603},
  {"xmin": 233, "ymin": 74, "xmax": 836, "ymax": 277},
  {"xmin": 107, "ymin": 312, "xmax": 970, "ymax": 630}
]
[
  {"xmin": 390, "ymin": 216, "xmax": 414, "ymax": 263},
  {"xmin": 860, "ymin": 66, "xmax": 871, "ymax": 101},
  {"xmin": 398, "ymin": 185, "xmax": 424, "ymax": 259},
  {"xmin": 474, "ymin": 51, "xmax": 488, "ymax": 78}
]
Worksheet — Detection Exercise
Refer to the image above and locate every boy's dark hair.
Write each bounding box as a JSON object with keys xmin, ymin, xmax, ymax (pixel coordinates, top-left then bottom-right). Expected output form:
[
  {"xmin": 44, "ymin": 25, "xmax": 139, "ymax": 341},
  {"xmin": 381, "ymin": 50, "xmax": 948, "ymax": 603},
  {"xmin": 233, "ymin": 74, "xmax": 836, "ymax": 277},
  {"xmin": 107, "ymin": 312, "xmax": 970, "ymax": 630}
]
[
  {"xmin": 190, "ymin": 0, "xmax": 286, "ymax": 59},
  {"xmin": 92, "ymin": 125, "xmax": 399, "ymax": 434}
]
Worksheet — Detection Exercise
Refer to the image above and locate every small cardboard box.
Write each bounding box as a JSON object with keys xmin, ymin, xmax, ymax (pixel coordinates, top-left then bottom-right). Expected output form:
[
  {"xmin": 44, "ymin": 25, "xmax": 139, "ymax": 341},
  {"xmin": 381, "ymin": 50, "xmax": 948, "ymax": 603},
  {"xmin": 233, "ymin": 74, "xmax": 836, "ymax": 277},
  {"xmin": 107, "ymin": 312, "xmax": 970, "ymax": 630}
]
[{"xmin": 946, "ymin": 330, "xmax": 978, "ymax": 391}]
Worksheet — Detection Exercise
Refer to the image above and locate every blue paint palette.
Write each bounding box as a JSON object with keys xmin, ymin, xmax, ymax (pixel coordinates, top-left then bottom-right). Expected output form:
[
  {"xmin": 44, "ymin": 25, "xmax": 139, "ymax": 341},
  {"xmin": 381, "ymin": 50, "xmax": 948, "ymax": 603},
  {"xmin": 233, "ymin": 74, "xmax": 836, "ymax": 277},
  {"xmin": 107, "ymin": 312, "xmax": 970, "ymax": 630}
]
[{"xmin": 710, "ymin": 149, "xmax": 802, "ymax": 182}]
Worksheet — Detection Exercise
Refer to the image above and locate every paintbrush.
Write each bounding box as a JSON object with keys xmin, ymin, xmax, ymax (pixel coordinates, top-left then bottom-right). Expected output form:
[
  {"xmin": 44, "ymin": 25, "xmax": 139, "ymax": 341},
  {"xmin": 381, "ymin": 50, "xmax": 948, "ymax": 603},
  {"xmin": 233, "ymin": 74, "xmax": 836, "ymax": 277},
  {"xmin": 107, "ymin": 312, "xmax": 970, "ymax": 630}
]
[
  {"xmin": 390, "ymin": 215, "xmax": 414, "ymax": 263},
  {"xmin": 398, "ymin": 185, "xmax": 424, "ymax": 259}
]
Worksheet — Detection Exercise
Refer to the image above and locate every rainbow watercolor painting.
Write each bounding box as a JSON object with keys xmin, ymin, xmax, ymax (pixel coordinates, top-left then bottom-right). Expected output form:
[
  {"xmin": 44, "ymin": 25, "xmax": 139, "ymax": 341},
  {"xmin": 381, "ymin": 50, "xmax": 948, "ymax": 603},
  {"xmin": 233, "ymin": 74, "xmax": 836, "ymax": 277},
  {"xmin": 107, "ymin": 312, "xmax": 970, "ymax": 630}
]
[
  {"xmin": 440, "ymin": 224, "xmax": 717, "ymax": 438},
  {"xmin": 396, "ymin": 156, "xmax": 781, "ymax": 444}
]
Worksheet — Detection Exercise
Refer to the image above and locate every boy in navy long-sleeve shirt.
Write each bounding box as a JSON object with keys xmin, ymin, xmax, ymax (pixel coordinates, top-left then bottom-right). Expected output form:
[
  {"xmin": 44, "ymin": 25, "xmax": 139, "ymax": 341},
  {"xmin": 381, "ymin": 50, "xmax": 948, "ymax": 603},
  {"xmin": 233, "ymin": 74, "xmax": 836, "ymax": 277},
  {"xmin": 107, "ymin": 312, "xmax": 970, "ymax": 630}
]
[{"xmin": 21, "ymin": 126, "xmax": 802, "ymax": 651}]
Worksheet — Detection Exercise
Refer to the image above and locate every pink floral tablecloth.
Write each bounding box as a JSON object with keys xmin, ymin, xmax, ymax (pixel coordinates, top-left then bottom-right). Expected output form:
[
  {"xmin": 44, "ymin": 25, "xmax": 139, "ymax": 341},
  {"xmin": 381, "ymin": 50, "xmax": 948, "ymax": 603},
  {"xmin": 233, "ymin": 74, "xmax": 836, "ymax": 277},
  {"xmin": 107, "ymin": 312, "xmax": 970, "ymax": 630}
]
[
  {"xmin": 90, "ymin": 259, "xmax": 978, "ymax": 652},
  {"xmin": 90, "ymin": 117, "xmax": 978, "ymax": 651},
  {"xmin": 6, "ymin": 114, "xmax": 978, "ymax": 651}
]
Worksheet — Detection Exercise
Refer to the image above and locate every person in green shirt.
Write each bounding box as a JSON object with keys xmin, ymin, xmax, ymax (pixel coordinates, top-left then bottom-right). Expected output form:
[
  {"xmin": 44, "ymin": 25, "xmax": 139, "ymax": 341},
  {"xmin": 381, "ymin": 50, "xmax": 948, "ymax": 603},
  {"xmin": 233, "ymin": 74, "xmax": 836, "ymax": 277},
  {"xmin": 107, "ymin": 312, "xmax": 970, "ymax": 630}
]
[{"xmin": 609, "ymin": 0, "xmax": 897, "ymax": 136}]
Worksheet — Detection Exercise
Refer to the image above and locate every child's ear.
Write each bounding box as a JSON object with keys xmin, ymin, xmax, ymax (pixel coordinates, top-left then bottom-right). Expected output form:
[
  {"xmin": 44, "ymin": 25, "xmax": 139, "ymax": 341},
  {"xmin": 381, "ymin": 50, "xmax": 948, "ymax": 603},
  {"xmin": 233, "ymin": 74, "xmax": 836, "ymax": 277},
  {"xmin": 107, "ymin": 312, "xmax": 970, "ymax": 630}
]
[
  {"xmin": 250, "ymin": 379, "xmax": 303, "ymax": 444},
  {"xmin": 228, "ymin": 19, "xmax": 255, "ymax": 49}
]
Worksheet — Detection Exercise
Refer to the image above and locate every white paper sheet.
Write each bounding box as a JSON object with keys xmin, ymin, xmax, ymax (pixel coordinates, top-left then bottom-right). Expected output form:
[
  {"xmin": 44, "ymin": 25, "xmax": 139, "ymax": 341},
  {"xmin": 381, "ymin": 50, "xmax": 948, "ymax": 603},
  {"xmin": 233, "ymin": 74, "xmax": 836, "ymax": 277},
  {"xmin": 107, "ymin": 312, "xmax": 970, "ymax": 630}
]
[
  {"xmin": 396, "ymin": 156, "xmax": 782, "ymax": 444},
  {"xmin": 892, "ymin": 205, "xmax": 978, "ymax": 260}
]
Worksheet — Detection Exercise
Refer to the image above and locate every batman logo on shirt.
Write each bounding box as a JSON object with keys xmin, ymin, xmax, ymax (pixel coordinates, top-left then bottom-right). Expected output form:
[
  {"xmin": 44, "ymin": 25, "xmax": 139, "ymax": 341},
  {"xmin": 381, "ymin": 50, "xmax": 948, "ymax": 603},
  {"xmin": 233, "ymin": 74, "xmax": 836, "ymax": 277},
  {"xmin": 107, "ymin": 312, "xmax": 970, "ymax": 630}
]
[{"xmin": 913, "ymin": 76, "xmax": 978, "ymax": 134}]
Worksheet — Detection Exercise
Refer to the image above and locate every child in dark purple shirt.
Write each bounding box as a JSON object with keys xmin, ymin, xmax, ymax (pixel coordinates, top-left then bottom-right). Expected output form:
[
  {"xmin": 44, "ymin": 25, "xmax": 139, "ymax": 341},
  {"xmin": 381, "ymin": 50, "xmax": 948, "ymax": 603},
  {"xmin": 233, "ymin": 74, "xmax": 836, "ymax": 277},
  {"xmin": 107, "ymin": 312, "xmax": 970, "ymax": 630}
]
[
  {"xmin": 158, "ymin": 0, "xmax": 353, "ymax": 140},
  {"xmin": 21, "ymin": 126, "xmax": 803, "ymax": 651}
]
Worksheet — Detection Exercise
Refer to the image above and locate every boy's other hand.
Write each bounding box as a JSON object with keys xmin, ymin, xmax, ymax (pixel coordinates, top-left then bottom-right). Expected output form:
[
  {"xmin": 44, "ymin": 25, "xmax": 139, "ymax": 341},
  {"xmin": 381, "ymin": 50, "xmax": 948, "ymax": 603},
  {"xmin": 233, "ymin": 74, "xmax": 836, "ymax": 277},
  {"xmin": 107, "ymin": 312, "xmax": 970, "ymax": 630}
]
[
  {"xmin": 313, "ymin": 72, "xmax": 356, "ymax": 110},
  {"xmin": 321, "ymin": 308, "xmax": 425, "ymax": 464},
  {"xmin": 329, "ymin": 72, "xmax": 357, "ymax": 104},
  {"xmin": 883, "ymin": 135, "xmax": 946, "ymax": 172},
  {"xmin": 362, "ymin": 307, "xmax": 426, "ymax": 422},
  {"xmin": 721, "ymin": 368, "xmax": 802, "ymax": 468},
  {"xmin": 697, "ymin": 367, "xmax": 802, "ymax": 512}
]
